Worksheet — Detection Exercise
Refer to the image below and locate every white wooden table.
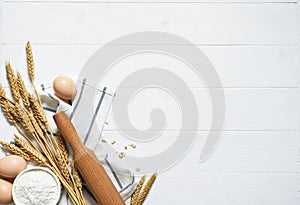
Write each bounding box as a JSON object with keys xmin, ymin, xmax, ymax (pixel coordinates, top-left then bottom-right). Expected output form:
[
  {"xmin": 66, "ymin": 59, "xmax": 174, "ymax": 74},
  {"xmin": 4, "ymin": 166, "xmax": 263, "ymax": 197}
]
[{"xmin": 0, "ymin": 0, "xmax": 299, "ymax": 204}]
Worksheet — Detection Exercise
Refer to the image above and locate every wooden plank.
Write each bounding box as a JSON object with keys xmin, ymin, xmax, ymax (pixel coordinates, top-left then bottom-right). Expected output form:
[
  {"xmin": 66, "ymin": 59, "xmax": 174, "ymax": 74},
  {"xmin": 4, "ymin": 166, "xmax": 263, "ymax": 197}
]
[
  {"xmin": 145, "ymin": 174, "xmax": 300, "ymax": 205},
  {"xmin": 103, "ymin": 88, "xmax": 297, "ymax": 130},
  {"xmin": 0, "ymin": 84, "xmax": 295, "ymax": 131},
  {"xmin": 0, "ymin": 45, "xmax": 297, "ymax": 87},
  {"xmin": 4, "ymin": 0, "xmax": 298, "ymax": 3},
  {"xmin": 101, "ymin": 130, "xmax": 299, "ymax": 173},
  {"xmin": 2, "ymin": 3, "xmax": 297, "ymax": 45}
]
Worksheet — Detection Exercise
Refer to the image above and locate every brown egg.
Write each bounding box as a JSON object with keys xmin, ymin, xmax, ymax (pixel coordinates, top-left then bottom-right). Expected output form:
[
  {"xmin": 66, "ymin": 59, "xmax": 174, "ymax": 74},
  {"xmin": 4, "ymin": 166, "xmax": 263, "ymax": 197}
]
[
  {"xmin": 0, "ymin": 155, "xmax": 27, "ymax": 178},
  {"xmin": 53, "ymin": 76, "xmax": 77, "ymax": 101},
  {"xmin": 0, "ymin": 179, "xmax": 13, "ymax": 204}
]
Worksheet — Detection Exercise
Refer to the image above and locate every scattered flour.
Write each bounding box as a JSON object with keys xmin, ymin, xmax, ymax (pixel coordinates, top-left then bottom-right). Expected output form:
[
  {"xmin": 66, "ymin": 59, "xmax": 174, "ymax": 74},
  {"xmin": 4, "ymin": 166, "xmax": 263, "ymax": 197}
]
[{"xmin": 14, "ymin": 168, "xmax": 60, "ymax": 205}]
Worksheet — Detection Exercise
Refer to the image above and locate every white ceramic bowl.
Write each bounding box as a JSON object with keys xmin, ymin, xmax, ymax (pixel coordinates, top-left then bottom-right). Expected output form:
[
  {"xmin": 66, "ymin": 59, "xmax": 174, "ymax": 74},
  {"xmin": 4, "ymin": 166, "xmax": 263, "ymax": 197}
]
[{"xmin": 12, "ymin": 167, "xmax": 61, "ymax": 205}]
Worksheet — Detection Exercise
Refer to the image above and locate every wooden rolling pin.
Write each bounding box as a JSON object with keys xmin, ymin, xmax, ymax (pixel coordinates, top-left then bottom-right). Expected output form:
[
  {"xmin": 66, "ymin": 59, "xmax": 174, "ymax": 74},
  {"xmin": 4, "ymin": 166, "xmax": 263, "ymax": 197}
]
[{"xmin": 53, "ymin": 111, "xmax": 125, "ymax": 205}]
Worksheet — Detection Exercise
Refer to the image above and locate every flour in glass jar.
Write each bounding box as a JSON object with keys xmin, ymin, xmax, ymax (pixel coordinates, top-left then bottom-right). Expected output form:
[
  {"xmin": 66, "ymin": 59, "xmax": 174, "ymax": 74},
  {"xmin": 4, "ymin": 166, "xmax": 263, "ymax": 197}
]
[{"xmin": 14, "ymin": 168, "xmax": 60, "ymax": 205}]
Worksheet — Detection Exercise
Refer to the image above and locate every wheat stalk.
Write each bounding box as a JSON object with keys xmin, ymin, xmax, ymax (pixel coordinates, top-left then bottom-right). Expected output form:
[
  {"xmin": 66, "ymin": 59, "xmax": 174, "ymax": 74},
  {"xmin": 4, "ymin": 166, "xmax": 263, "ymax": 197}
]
[
  {"xmin": 28, "ymin": 98, "xmax": 59, "ymax": 157},
  {"xmin": 137, "ymin": 173, "xmax": 157, "ymax": 205},
  {"xmin": 0, "ymin": 141, "xmax": 30, "ymax": 160},
  {"xmin": 57, "ymin": 131, "xmax": 69, "ymax": 163},
  {"xmin": 26, "ymin": 41, "xmax": 42, "ymax": 106},
  {"xmin": 27, "ymin": 113, "xmax": 58, "ymax": 160},
  {"xmin": 71, "ymin": 159, "xmax": 87, "ymax": 205},
  {"xmin": 29, "ymin": 94, "xmax": 60, "ymax": 157},
  {"xmin": 36, "ymin": 115, "xmax": 47, "ymax": 131},
  {"xmin": 28, "ymin": 94, "xmax": 48, "ymax": 126},
  {"xmin": 5, "ymin": 62, "xmax": 20, "ymax": 103},
  {"xmin": 131, "ymin": 175, "xmax": 146, "ymax": 205},
  {"xmin": 15, "ymin": 104, "xmax": 35, "ymax": 133},
  {"xmin": 17, "ymin": 72, "xmax": 31, "ymax": 109},
  {"xmin": 28, "ymin": 113, "xmax": 44, "ymax": 138},
  {"xmin": 14, "ymin": 134, "xmax": 47, "ymax": 165}
]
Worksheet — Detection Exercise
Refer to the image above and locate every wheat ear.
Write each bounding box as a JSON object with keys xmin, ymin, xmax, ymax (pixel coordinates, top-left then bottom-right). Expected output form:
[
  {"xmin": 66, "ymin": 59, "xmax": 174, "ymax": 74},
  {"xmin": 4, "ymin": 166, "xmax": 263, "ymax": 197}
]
[
  {"xmin": 17, "ymin": 72, "xmax": 31, "ymax": 109},
  {"xmin": 131, "ymin": 175, "xmax": 146, "ymax": 205},
  {"xmin": 0, "ymin": 85, "xmax": 16, "ymax": 123},
  {"xmin": 0, "ymin": 84, "xmax": 5, "ymax": 97},
  {"xmin": 137, "ymin": 173, "xmax": 157, "ymax": 205},
  {"xmin": 5, "ymin": 61, "xmax": 20, "ymax": 103},
  {"xmin": 0, "ymin": 141, "xmax": 30, "ymax": 160},
  {"xmin": 26, "ymin": 41, "xmax": 35, "ymax": 82},
  {"xmin": 14, "ymin": 134, "xmax": 47, "ymax": 165},
  {"xmin": 0, "ymin": 99, "xmax": 15, "ymax": 124},
  {"xmin": 15, "ymin": 104, "xmax": 35, "ymax": 133},
  {"xmin": 57, "ymin": 131, "xmax": 69, "ymax": 163},
  {"xmin": 28, "ymin": 94, "xmax": 48, "ymax": 126},
  {"xmin": 26, "ymin": 41, "xmax": 42, "ymax": 106},
  {"xmin": 28, "ymin": 113, "xmax": 44, "ymax": 137},
  {"xmin": 71, "ymin": 159, "xmax": 87, "ymax": 205},
  {"xmin": 70, "ymin": 159, "xmax": 82, "ymax": 189},
  {"xmin": 57, "ymin": 155, "xmax": 72, "ymax": 186}
]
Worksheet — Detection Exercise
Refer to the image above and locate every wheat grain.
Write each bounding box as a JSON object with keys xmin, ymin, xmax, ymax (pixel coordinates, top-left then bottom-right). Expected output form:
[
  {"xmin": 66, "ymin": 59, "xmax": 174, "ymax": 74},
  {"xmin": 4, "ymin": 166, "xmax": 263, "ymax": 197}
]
[
  {"xmin": 130, "ymin": 144, "xmax": 137, "ymax": 149},
  {"xmin": 118, "ymin": 152, "xmax": 126, "ymax": 159},
  {"xmin": 14, "ymin": 134, "xmax": 47, "ymax": 165},
  {"xmin": 56, "ymin": 132, "xmax": 69, "ymax": 163},
  {"xmin": 17, "ymin": 72, "xmax": 31, "ymax": 109},
  {"xmin": 26, "ymin": 41, "xmax": 35, "ymax": 82},
  {"xmin": 131, "ymin": 175, "xmax": 146, "ymax": 205},
  {"xmin": 137, "ymin": 173, "xmax": 157, "ymax": 205},
  {"xmin": 5, "ymin": 61, "xmax": 20, "ymax": 103},
  {"xmin": 0, "ymin": 141, "xmax": 30, "ymax": 160}
]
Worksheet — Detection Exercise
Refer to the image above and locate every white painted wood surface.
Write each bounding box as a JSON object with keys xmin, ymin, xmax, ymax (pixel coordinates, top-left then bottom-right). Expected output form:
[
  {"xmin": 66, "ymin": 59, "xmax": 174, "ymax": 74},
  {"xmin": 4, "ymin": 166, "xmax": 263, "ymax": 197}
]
[
  {"xmin": 0, "ymin": 0, "xmax": 299, "ymax": 205},
  {"xmin": 2, "ymin": 3, "xmax": 297, "ymax": 45},
  {"xmin": 5, "ymin": 0, "xmax": 298, "ymax": 2},
  {"xmin": 0, "ymin": 45, "xmax": 298, "ymax": 87}
]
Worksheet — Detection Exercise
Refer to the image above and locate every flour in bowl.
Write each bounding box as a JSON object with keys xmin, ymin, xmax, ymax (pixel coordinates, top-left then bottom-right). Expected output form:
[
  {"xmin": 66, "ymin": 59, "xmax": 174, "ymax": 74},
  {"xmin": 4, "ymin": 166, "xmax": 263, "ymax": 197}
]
[{"xmin": 13, "ymin": 167, "xmax": 61, "ymax": 205}]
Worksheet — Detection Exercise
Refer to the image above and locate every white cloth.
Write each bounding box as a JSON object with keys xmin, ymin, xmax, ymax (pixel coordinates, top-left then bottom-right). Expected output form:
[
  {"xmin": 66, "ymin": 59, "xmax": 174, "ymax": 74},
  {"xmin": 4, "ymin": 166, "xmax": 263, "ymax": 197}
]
[{"xmin": 39, "ymin": 83, "xmax": 136, "ymax": 205}]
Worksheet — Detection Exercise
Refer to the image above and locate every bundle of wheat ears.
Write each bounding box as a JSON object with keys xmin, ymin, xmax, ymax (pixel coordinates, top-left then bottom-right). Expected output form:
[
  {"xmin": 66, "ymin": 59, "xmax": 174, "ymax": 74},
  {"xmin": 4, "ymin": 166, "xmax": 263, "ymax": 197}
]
[
  {"xmin": 131, "ymin": 173, "xmax": 157, "ymax": 205},
  {"xmin": 0, "ymin": 42, "xmax": 87, "ymax": 205}
]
